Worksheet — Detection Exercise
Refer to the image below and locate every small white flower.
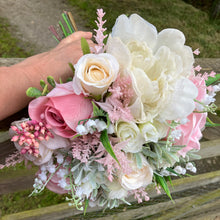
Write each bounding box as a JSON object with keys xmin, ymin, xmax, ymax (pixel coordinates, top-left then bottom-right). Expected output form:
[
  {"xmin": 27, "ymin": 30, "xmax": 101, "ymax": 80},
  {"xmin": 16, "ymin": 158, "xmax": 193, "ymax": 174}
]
[
  {"xmin": 38, "ymin": 172, "xmax": 47, "ymax": 182},
  {"xmin": 56, "ymin": 154, "xmax": 64, "ymax": 164},
  {"xmin": 57, "ymin": 168, "xmax": 67, "ymax": 178},
  {"xmin": 47, "ymin": 164, "xmax": 56, "ymax": 173},
  {"xmin": 180, "ymin": 118, "xmax": 189, "ymax": 125},
  {"xmin": 181, "ymin": 168, "xmax": 186, "ymax": 175},
  {"xmin": 186, "ymin": 162, "xmax": 194, "ymax": 170},
  {"xmin": 174, "ymin": 165, "xmax": 183, "ymax": 174},
  {"xmin": 86, "ymin": 119, "xmax": 97, "ymax": 134},
  {"xmin": 107, "ymin": 124, "xmax": 115, "ymax": 134},
  {"xmin": 160, "ymin": 169, "xmax": 170, "ymax": 176},
  {"xmin": 191, "ymin": 167, "xmax": 197, "ymax": 173},
  {"xmin": 58, "ymin": 179, "xmax": 67, "ymax": 189},
  {"xmin": 95, "ymin": 119, "xmax": 107, "ymax": 132},
  {"xmin": 40, "ymin": 165, "xmax": 47, "ymax": 172},
  {"xmin": 171, "ymin": 129, "xmax": 182, "ymax": 141},
  {"xmin": 76, "ymin": 124, "xmax": 88, "ymax": 135}
]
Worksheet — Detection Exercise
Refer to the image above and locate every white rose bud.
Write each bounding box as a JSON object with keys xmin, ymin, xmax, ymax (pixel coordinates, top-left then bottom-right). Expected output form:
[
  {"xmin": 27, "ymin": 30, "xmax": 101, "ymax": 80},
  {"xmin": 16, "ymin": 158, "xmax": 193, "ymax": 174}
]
[
  {"xmin": 139, "ymin": 122, "xmax": 159, "ymax": 143},
  {"xmin": 116, "ymin": 121, "xmax": 145, "ymax": 153}
]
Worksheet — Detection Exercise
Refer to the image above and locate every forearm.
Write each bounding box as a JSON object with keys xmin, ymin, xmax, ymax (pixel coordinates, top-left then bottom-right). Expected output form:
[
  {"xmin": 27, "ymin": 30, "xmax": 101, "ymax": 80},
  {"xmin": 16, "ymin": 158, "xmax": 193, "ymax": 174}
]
[{"xmin": 0, "ymin": 52, "xmax": 50, "ymax": 120}]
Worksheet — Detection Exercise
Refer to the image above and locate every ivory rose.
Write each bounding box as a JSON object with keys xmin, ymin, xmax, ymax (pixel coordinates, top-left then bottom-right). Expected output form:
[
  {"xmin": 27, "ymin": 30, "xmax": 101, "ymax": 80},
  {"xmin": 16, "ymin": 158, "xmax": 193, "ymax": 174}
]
[
  {"xmin": 119, "ymin": 154, "xmax": 153, "ymax": 190},
  {"xmin": 115, "ymin": 121, "xmax": 145, "ymax": 153},
  {"xmin": 72, "ymin": 53, "xmax": 119, "ymax": 96},
  {"xmin": 107, "ymin": 14, "xmax": 196, "ymax": 122},
  {"xmin": 29, "ymin": 82, "xmax": 93, "ymax": 138}
]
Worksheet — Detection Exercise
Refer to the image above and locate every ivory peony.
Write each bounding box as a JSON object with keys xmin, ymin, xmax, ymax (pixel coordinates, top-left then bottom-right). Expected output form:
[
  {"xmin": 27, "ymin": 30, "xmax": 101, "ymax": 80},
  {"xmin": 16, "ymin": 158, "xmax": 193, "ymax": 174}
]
[{"xmin": 107, "ymin": 14, "xmax": 197, "ymax": 122}]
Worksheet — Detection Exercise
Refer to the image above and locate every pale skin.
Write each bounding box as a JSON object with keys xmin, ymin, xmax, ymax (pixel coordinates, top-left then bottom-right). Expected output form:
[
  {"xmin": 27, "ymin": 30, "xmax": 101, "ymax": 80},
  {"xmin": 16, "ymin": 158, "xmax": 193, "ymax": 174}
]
[{"xmin": 0, "ymin": 31, "xmax": 94, "ymax": 120}]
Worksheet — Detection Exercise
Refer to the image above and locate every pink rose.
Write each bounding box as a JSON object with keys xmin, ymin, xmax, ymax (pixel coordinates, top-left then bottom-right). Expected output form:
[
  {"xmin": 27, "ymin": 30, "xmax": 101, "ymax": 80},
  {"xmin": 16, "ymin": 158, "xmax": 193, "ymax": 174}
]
[
  {"xmin": 176, "ymin": 112, "xmax": 207, "ymax": 157},
  {"xmin": 176, "ymin": 75, "xmax": 207, "ymax": 157},
  {"xmin": 29, "ymin": 82, "xmax": 93, "ymax": 138}
]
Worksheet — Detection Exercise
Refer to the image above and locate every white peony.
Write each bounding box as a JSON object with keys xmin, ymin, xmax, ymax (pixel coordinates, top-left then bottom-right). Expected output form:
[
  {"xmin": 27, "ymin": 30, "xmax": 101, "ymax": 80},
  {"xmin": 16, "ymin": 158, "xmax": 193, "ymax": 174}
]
[
  {"xmin": 115, "ymin": 121, "xmax": 145, "ymax": 153},
  {"xmin": 107, "ymin": 14, "xmax": 197, "ymax": 122},
  {"xmin": 73, "ymin": 53, "xmax": 119, "ymax": 96},
  {"xmin": 119, "ymin": 154, "xmax": 153, "ymax": 190}
]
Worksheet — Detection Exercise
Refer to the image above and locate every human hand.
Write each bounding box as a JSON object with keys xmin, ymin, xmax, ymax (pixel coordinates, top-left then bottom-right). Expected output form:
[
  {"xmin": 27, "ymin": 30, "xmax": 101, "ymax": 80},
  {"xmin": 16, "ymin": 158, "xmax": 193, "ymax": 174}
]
[{"xmin": 21, "ymin": 31, "xmax": 95, "ymax": 83}]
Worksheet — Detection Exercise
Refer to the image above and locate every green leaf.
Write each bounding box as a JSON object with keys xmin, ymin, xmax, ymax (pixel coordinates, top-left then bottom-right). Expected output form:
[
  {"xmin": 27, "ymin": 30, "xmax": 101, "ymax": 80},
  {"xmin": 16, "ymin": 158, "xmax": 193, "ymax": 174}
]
[
  {"xmin": 154, "ymin": 173, "xmax": 173, "ymax": 201},
  {"xmin": 26, "ymin": 87, "xmax": 42, "ymax": 98},
  {"xmin": 92, "ymin": 102, "xmax": 106, "ymax": 118},
  {"xmin": 205, "ymin": 122, "xmax": 220, "ymax": 127},
  {"xmin": 68, "ymin": 62, "xmax": 75, "ymax": 76},
  {"xmin": 206, "ymin": 73, "xmax": 220, "ymax": 86},
  {"xmin": 47, "ymin": 76, "xmax": 56, "ymax": 87},
  {"xmin": 81, "ymin": 37, "xmax": 91, "ymax": 55},
  {"xmin": 84, "ymin": 198, "xmax": 89, "ymax": 216},
  {"xmin": 100, "ymin": 129, "xmax": 119, "ymax": 164}
]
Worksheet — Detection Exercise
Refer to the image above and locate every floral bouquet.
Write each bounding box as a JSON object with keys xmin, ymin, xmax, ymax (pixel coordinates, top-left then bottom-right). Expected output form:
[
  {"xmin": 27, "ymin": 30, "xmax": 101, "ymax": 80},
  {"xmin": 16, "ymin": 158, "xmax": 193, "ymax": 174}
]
[{"xmin": 2, "ymin": 9, "xmax": 220, "ymax": 212}]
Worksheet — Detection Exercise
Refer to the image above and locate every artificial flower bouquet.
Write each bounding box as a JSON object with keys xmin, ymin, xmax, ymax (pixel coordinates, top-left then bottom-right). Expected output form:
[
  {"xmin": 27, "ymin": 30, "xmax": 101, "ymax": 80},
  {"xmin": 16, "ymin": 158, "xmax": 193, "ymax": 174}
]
[{"xmin": 1, "ymin": 9, "xmax": 220, "ymax": 212}]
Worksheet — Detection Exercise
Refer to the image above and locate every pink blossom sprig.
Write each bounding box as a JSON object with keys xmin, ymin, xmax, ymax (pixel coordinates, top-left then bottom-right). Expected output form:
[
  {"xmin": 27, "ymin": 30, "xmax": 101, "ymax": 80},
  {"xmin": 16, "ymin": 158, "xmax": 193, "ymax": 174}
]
[
  {"xmin": 0, "ymin": 151, "xmax": 23, "ymax": 170},
  {"xmin": 98, "ymin": 75, "xmax": 134, "ymax": 123},
  {"xmin": 11, "ymin": 120, "xmax": 54, "ymax": 157},
  {"xmin": 130, "ymin": 187, "xmax": 150, "ymax": 203},
  {"xmin": 93, "ymin": 9, "xmax": 108, "ymax": 54},
  {"xmin": 96, "ymin": 140, "xmax": 132, "ymax": 182}
]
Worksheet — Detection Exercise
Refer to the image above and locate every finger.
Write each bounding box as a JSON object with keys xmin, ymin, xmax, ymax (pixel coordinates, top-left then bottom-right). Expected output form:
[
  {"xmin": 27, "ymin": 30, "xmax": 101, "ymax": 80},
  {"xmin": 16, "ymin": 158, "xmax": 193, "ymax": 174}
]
[{"xmin": 64, "ymin": 31, "xmax": 93, "ymax": 43}]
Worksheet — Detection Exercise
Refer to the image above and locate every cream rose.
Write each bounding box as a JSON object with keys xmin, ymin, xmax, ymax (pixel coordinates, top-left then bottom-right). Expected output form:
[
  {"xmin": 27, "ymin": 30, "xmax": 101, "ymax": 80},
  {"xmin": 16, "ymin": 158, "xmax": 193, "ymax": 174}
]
[
  {"xmin": 119, "ymin": 154, "xmax": 153, "ymax": 190},
  {"xmin": 73, "ymin": 53, "xmax": 119, "ymax": 96},
  {"xmin": 115, "ymin": 121, "xmax": 145, "ymax": 153},
  {"xmin": 107, "ymin": 180, "xmax": 128, "ymax": 200},
  {"xmin": 107, "ymin": 14, "xmax": 196, "ymax": 122}
]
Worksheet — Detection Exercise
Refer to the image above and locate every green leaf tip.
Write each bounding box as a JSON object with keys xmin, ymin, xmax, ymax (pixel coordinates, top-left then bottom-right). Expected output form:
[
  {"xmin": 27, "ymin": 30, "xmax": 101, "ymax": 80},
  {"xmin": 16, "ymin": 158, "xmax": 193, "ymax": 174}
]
[
  {"xmin": 81, "ymin": 37, "xmax": 91, "ymax": 55},
  {"xmin": 100, "ymin": 129, "xmax": 120, "ymax": 165},
  {"xmin": 154, "ymin": 173, "xmax": 173, "ymax": 201}
]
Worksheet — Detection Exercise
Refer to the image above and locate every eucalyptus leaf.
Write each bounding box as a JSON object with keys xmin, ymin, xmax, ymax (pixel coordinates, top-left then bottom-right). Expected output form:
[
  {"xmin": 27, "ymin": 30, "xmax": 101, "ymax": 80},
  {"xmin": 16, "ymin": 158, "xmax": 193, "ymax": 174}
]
[
  {"xmin": 26, "ymin": 87, "xmax": 42, "ymax": 98},
  {"xmin": 81, "ymin": 37, "xmax": 91, "ymax": 55},
  {"xmin": 142, "ymin": 148, "xmax": 157, "ymax": 158},
  {"xmin": 135, "ymin": 153, "xmax": 143, "ymax": 169}
]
